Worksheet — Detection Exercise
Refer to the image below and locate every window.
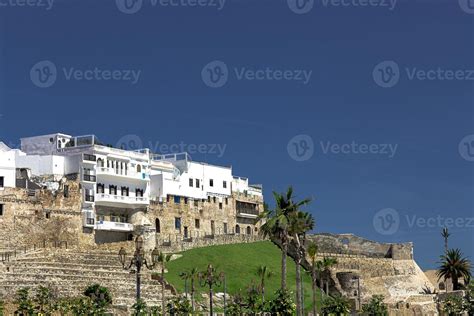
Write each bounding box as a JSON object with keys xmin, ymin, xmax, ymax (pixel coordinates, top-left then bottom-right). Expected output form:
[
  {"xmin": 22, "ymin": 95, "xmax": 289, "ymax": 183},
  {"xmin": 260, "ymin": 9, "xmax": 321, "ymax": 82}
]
[
  {"xmin": 121, "ymin": 187, "xmax": 129, "ymax": 196},
  {"xmin": 219, "ymin": 202, "xmax": 223, "ymax": 210},
  {"xmin": 167, "ymin": 195, "xmax": 170, "ymax": 203},
  {"xmin": 189, "ymin": 178, "xmax": 193, "ymax": 187},
  {"xmin": 195, "ymin": 219, "xmax": 200, "ymax": 228},
  {"xmin": 174, "ymin": 196, "xmax": 180, "ymax": 204},
  {"xmin": 196, "ymin": 179, "xmax": 200, "ymax": 188},
  {"xmin": 0, "ymin": 204, "xmax": 4, "ymax": 216},
  {"xmin": 223, "ymin": 181, "xmax": 227, "ymax": 188},
  {"xmin": 184, "ymin": 197, "xmax": 188, "ymax": 204},
  {"xmin": 109, "ymin": 185, "xmax": 117, "ymax": 195},
  {"xmin": 213, "ymin": 197, "xmax": 216, "ymax": 203},
  {"xmin": 194, "ymin": 200, "xmax": 199, "ymax": 207},
  {"xmin": 175, "ymin": 217, "xmax": 181, "ymax": 230},
  {"xmin": 155, "ymin": 218, "xmax": 161, "ymax": 233},
  {"xmin": 136, "ymin": 188, "xmax": 144, "ymax": 197},
  {"xmin": 223, "ymin": 223, "xmax": 228, "ymax": 234},
  {"xmin": 97, "ymin": 183, "xmax": 104, "ymax": 194},
  {"xmin": 207, "ymin": 196, "xmax": 211, "ymax": 203},
  {"xmin": 45, "ymin": 211, "xmax": 51, "ymax": 219},
  {"xmin": 63, "ymin": 185, "xmax": 69, "ymax": 198},
  {"xmin": 97, "ymin": 215, "xmax": 105, "ymax": 222},
  {"xmin": 209, "ymin": 179, "xmax": 214, "ymax": 187},
  {"xmin": 0, "ymin": 176, "xmax": 4, "ymax": 188},
  {"xmin": 225, "ymin": 198, "xmax": 228, "ymax": 205}
]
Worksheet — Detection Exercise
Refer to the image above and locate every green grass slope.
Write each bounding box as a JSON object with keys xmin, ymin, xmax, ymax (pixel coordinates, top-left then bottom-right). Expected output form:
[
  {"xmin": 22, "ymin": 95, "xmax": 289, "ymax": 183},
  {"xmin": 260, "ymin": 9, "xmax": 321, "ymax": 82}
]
[{"xmin": 165, "ymin": 241, "xmax": 322, "ymax": 312}]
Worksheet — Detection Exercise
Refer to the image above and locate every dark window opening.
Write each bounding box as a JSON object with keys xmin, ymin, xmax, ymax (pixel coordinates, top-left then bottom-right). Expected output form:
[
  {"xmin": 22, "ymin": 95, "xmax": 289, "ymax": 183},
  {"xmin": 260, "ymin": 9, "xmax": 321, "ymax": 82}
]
[
  {"xmin": 121, "ymin": 187, "xmax": 129, "ymax": 196},
  {"xmin": 97, "ymin": 183, "xmax": 104, "ymax": 194},
  {"xmin": 189, "ymin": 178, "xmax": 193, "ymax": 187},
  {"xmin": 184, "ymin": 197, "xmax": 188, "ymax": 204},
  {"xmin": 195, "ymin": 219, "xmax": 200, "ymax": 229},
  {"xmin": 209, "ymin": 179, "xmax": 214, "ymax": 187},
  {"xmin": 223, "ymin": 223, "xmax": 228, "ymax": 234},
  {"xmin": 213, "ymin": 197, "xmax": 216, "ymax": 203},
  {"xmin": 223, "ymin": 181, "xmax": 227, "ymax": 188},
  {"xmin": 63, "ymin": 185, "xmax": 69, "ymax": 198},
  {"xmin": 155, "ymin": 218, "xmax": 161, "ymax": 233},
  {"xmin": 0, "ymin": 176, "xmax": 4, "ymax": 188},
  {"xmin": 167, "ymin": 195, "xmax": 170, "ymax": 203},
  {"xmin": 219, "ymin": 202, "xmax": 223, "ymax": 210},
  {"xmin": 207, "ymin": 196, "xmax": 211, "ymax": 202},
  {"xmin": 0, "ymin": 204, "xmax": 4, "ymax": 216},
  {"xmin": 225, "ymin": 198, "xmax": 228, "ymax": 205},
  {"xmin": 196, "ymin": 179, "xmax": 200, "ymax": 188},
  {"xmin": 175, "ymin": 217, "xmax": 181, "ymax": 230},
  {"xmin": 136, "ymin": 188, "xmax": 144, "ymax": 197},
  {"xmin": 45, "ymin": 211, "xmax": 51, "ymax": 219},
  {"xmin": 109, "ymin": 185, "xmax": 117, "ymax": 195},
  {"xmin": 174, "ymin": 195, "xmax": 180, "ymax": 204}
]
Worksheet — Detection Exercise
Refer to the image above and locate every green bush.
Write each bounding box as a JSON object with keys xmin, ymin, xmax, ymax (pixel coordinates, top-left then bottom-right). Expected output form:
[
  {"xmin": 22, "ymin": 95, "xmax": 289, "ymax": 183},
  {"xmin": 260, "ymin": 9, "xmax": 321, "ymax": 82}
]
[
  {"xmin": 167, "ymin": 296, "xmax": 193, "ymax": 315},
  {"xmin": 321, "ymin": 294, "xmax": 351, "ymax": 316},
  {"xmin": 268, "ymin": 289, "xmax": 296, "ymax": 316},
  {"xmin": 83, "ymin": 283, "xmax": 112, "ymax": 311},
  {"xmin": 361, "ymin": 295, "xmax": 388, "ymax": 316},
  {"xmin": 442, "ymin": 295, "xmax": 465, "ymax": 316},
  {"xmin": 15, "ymin": 288, "xmax": 34, "ymax": 315}
]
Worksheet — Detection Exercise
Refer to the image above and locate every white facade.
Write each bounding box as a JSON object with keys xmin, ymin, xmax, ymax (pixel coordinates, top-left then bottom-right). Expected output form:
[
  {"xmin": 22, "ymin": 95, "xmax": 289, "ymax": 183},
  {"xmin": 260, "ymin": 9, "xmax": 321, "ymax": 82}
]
[{"xmin": 0, "ymin": 133, "xmax": 263, "ymax": 233}]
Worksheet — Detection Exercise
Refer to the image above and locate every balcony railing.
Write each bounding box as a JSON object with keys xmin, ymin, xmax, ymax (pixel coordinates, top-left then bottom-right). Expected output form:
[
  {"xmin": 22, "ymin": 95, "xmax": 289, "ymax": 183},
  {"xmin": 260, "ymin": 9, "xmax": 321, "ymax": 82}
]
[
  {"xmin": 83, "ymin": 154, "xmax": 97, "ymax": 162},
  {"xmin": 95, "ymin": 221, "xmax": 134, "ymax": 232},
  {"xmin": 96, "ymin": 167, "xmax": 148, "ymax": 180},
  {"xmin": 83, "ymin": 175, "xmax": 96, "ymax": 182},
  {"xmin": 95, "ymin": 193, "xmax": 149, "ymax": 205}
]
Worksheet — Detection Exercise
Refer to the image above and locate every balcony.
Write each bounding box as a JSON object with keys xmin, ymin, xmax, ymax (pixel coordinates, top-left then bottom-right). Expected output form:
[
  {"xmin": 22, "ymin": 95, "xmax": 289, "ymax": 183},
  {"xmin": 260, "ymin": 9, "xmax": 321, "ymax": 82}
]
[
  {"xmin": 82, "ymin": 154, "xmax": 97, "ymax": 164},
  {"xmin": 95, "ymin": 167, "xmax": 149, "ymax": 181},
  {"xmin": 237, "ymin": 212, "xmax": 259, "ymax": 219},
  {"xmin": 83, "ymin": 174, "xmax": 96, "ymax": 182},
  {"xmin": 95, "ymin": 193, "xmax": 149, "ymax": 208},
  {"xmin": 95, "ymin": 220, "xmax": 134, "ymax": 232}
]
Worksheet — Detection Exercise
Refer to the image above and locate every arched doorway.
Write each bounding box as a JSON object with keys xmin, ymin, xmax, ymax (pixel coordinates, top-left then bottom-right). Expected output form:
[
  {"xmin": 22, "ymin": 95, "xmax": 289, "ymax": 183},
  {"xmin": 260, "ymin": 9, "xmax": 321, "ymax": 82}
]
[
  {"xmin": 235, "ymin": 225, "xmax": 240, "ymax": 234},
  {"xmin": 155, "ymin": 218, "xmax": 161, "ymax": 233},
  {"xmin": 246, "ymin": 226, "xmax": 251, "ymax": 235}
]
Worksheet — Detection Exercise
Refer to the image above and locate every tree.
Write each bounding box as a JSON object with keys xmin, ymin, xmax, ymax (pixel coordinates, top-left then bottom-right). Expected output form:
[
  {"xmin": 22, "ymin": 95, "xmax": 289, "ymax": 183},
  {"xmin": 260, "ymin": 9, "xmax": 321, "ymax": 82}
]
[
  {"xmin": 361, "ymin": 295, "xmax": 388, "ymax": 316},
  {"xmin": 320, "ymin": 294, "xmax": 351, "ymax": 316},
  {"xmin": 441, "ymin": 227, "xmax": 450, "ymax": 253},
  {"xmin": 307, "ymin": 242, "xmax": 319, "ymax": 316},
  {"xmin": 268, "ymin": 289, "xmax": 296, "ymax": 316},
  {"xmin": 179, "ymin": 267, "xmax": 199, "ymax": 312},
  {"xmin": 157, "ymin": 251, "xmax": 173, "ymax": 313},
  {"xmin": 289, "ymin": 210, "xmax": 314, "ymax": 316},
  {"xmin": 322, "ymin": 257, "xmax": 338, "ymax": 295},
  {"xmin": 260, "ymin": 186, "xmax": 311, "ymax": 291},
  {"xmin": 437, "ymin": 248, "xmax": 472, "ymax": 291},
  {"xmin": 256, "ymin": 265, "xmax": 274, "ymax": 302}
]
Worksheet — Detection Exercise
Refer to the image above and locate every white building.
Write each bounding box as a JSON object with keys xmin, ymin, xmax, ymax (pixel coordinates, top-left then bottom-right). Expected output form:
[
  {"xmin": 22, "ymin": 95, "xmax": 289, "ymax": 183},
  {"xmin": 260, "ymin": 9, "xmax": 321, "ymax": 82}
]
[{"xmin": 0, "ymin": 133, "xmax": 263, "ymax": 238}]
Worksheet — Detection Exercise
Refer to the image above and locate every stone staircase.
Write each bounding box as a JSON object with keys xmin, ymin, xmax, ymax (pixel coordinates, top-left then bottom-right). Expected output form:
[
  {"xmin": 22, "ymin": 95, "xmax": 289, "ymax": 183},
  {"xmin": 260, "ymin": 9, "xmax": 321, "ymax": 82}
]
[{"xmin": 0, "ymin": 248, "xmax": 174, "ymax": 309}]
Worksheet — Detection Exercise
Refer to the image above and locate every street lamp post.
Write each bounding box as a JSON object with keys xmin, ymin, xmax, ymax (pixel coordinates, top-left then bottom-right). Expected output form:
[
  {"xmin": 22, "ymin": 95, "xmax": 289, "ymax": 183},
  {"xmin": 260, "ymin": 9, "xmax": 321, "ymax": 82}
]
[
  {"xmin": 118, "ymin": 236, "xmax": 160, "ymax": 303},
  {"xmin": 198, "ymin": 264, "xmax": 225, "ymax": 316}
]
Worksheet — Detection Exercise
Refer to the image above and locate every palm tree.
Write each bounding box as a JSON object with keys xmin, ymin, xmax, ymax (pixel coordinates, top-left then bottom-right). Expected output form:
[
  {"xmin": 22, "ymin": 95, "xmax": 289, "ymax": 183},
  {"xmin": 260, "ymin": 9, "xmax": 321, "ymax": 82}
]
[
  {"xmin": 307, "ymin": 242, "xmax": 319, "ymax": 316},
  {"xmin": 442, "ymin": 227, "xmax": 450, "ymax": 253},
  {"xmin": 437, "ymin": 248, "xmax": 472, "ymax": 291},
  {"xmin": 256, "ymin": 265, "xmax": 274, "ymax": 302},
  {"xmin": 322, "ymin": 257, "xmax": 338, "ymax": 295},
  {"xmin": 157, "ymin": 251, "xmax": 173, "ymax": 313},
  {"xmin": 289, "ymin": 210, "xmax": 314, "ymax": 316},
  {"xmin": 179, "ymin": 267, "xmax": 198, "ymax": 312},
  {"xmin": 260, "ymin": 186, "xmax": 311, "ymax": 290}
]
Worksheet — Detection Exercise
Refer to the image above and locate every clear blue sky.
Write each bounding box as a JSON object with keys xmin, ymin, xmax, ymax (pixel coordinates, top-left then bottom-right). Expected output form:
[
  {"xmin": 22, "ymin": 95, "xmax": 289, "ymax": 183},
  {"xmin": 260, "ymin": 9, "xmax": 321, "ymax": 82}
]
[{"xmin": 0, "ymin": 0, "xmax": 473, "ymax": 269}]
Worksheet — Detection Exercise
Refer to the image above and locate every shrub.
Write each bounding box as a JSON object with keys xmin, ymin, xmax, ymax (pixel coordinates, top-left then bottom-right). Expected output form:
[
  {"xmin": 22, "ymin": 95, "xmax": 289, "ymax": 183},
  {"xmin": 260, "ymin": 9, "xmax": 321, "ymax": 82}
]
[
  {"xmin": 442, "ymin": 295, "xmax": 465, "ymax": 316},
  {"xmin": 167, "ymin": 296, "xmax": 193, "ymax": 315},
  {"xmin": 83, "ymin": 284, "xmax": 112, "ymax": 311},
  {"xmin": 15, "ymin": 288, "xmax": 34, "ymax": 315},
  {"xmin": 131, "ymin": 299, "xmax": 149, "ymax": 316},
  {"xmin": 33, "ymin": 286, "xmax": 55, "ymax": 315},
  {"xmin": 321, "ymin": 294, "xmax": 351, "ymax": 316},
  {"xmin": 268, "ymin": 289, "xmax": 296, "ymax": 316},
  {"xmin": 361, "ymin": 295, "xmax": 388, "ymax": 316}
]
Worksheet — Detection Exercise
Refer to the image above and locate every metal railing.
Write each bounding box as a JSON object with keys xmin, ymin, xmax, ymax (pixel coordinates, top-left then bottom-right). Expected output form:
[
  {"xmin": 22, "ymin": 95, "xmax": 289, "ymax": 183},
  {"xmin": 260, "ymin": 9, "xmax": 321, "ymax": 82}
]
[{"xmin": 0, "ymin": 240, "xmax": 68, "ymax": 262}]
